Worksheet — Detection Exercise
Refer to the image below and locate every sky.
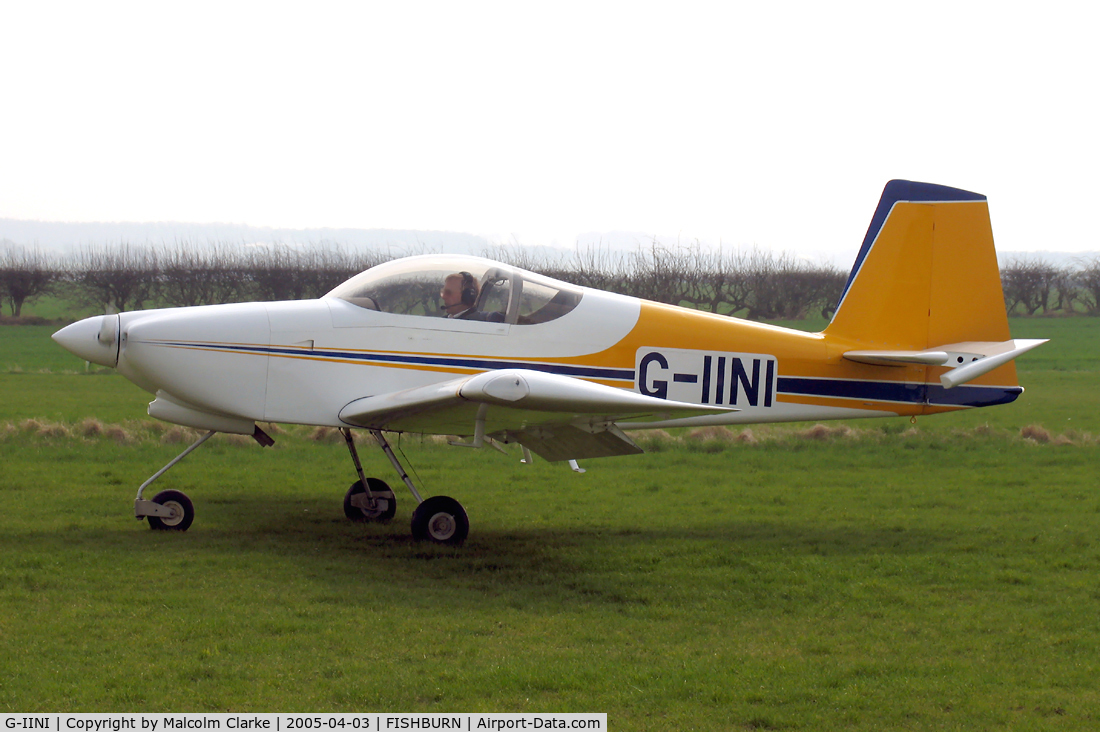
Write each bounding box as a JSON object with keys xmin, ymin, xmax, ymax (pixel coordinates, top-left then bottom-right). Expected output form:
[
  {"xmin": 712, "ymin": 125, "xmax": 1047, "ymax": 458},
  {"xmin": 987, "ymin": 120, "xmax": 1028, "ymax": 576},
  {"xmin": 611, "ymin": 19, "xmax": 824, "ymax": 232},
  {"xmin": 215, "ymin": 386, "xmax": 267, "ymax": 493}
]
[{"xmin": 1, "ymin": 1, "xmax": 1097, "ymax": 265}]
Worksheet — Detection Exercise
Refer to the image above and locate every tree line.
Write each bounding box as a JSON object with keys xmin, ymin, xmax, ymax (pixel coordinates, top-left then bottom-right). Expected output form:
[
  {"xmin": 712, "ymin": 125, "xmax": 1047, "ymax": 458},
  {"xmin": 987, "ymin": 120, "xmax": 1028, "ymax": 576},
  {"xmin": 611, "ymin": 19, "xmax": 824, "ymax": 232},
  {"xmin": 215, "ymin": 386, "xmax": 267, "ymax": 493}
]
[{"xmin": 2, "ymin": 242, "xmax": 1097, "ymax": 320}]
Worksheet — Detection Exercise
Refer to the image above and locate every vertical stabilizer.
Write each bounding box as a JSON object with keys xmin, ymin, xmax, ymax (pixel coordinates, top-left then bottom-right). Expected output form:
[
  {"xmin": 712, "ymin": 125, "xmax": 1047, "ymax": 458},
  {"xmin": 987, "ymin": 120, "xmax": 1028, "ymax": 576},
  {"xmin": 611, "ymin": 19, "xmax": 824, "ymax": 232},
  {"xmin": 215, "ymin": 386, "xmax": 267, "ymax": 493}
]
[{"xmin": 824, "ymin": 180, "xmax": 1010, "ymax": 350}]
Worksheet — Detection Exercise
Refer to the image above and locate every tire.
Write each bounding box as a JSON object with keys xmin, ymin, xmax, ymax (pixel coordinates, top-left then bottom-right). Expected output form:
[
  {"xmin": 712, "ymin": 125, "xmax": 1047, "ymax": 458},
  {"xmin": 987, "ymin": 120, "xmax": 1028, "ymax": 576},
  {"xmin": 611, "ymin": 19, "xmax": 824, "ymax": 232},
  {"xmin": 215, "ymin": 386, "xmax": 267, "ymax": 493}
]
[
  {"xmin": 410, "ymin": 495, "xmax": 469, "ymax": 546},
  {"xmin": 147, "ymin": 489, "xmax": 194, "ymax": 531},
  {"xmin": 343, "ymin": 478, "xmax": 397, "ymax": 522}
]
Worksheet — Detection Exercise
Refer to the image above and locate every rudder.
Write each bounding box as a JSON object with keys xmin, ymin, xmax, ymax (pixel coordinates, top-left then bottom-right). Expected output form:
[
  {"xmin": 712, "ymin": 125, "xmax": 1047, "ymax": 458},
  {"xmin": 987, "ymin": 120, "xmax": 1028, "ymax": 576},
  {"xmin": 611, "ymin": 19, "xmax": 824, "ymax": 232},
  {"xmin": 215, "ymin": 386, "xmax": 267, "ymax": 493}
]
[{"xmin": 824, "ymin": 180, "xmax": 1010, "ymax": 350}]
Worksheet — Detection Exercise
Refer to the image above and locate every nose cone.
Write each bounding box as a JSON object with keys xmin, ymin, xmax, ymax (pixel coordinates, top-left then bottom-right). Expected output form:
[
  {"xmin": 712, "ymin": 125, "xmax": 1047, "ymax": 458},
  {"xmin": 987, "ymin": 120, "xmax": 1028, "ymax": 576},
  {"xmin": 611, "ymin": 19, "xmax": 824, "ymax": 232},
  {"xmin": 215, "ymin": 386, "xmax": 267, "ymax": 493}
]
[{"xmin": 52, "ymin": 314, "xmax": 120, "ymax": 367}]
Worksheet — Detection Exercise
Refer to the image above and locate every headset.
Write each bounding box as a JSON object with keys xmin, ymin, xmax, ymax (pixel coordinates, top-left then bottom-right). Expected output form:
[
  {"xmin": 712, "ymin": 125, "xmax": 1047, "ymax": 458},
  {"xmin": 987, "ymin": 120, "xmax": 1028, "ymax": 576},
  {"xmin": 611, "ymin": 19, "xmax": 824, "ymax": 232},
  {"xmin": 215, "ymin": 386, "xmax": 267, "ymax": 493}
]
[{"xmin": 459, "ymin": 271, "xmax": 477, "ymax": 307}]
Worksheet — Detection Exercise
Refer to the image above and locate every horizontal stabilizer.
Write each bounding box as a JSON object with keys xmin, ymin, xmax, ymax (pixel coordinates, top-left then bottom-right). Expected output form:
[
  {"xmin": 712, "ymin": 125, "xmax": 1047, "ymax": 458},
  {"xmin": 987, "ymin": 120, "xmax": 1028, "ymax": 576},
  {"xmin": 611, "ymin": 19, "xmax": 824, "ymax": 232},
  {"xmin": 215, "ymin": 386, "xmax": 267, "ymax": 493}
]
[
  {"xmin": 938, "ymin": 339, "xmax": 1047, "ymax": 388},
  {"xmin": 844, "ymin": 339, "xmax": 1047, "ymax": 388},
  {"xmin": 843, "ymin": 350, "xmax": 952, "ymax": 366}
]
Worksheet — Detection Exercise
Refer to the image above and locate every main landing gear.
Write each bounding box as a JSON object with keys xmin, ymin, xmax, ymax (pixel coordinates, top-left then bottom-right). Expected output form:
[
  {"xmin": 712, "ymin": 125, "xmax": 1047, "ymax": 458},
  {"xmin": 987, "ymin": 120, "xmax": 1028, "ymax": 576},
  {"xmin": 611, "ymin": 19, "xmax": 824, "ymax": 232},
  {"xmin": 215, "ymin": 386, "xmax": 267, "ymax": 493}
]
[{"xmin": 342, "ymin": 428, "xmax": 470, "ymax": 546}]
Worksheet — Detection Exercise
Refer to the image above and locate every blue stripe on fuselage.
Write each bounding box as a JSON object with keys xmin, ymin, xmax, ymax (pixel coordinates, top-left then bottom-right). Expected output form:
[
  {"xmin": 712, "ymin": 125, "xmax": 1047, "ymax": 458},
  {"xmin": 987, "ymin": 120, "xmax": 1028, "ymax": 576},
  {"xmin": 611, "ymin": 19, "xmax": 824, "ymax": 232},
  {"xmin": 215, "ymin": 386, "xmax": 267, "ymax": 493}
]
[
  {"xmin": 151, "ymin": 341, "xmax": 637, "ymax": 382},
  {"xmin": 778, "ymin": 376, "xmax": 1021, "ymax": 408},
  {"xmin": 151, "ymin": 340, "xmax": 1021, "ymax": 409}
]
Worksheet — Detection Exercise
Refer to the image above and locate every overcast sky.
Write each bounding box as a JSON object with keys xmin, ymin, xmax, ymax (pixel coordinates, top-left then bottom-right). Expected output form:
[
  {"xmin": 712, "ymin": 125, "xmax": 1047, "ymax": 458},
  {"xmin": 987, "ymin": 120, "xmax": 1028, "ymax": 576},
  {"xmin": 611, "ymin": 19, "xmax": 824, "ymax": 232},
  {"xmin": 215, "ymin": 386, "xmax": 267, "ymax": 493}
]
[{"xmin": 1, "ymin": 1, "xmax": 1097, "ymax": 264}]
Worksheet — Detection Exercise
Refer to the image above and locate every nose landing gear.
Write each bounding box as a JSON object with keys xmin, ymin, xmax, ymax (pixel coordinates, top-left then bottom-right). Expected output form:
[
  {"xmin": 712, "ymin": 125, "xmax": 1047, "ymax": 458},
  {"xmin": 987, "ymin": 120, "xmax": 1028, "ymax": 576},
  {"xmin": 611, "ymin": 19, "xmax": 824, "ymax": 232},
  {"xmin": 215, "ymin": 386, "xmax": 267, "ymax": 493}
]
[{"xmin": 133, "ymin": 429, "xmax": 215, "ymax": 530}]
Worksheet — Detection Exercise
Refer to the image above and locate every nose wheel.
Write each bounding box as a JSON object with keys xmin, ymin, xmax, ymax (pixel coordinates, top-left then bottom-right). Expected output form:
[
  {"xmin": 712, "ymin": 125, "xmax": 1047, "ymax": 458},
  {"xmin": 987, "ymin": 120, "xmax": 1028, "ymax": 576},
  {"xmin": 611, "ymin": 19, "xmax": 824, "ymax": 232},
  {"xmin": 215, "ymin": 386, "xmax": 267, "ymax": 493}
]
[{"xmin": 146, "ymin": 489, "xmax": 195, "ymax": 531}]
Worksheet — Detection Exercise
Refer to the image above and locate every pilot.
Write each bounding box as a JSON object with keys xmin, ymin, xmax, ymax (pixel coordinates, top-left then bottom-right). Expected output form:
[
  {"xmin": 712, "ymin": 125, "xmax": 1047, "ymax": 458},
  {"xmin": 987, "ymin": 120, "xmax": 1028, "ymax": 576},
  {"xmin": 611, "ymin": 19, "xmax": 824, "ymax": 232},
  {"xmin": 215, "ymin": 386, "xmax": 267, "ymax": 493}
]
[
  {"xmin": 440, "ymin": 271, "xmax": 480, "ymax": 319},
  {"xmin": 440, "ymin": 272, "xmax": 505, "ymax": 322}
]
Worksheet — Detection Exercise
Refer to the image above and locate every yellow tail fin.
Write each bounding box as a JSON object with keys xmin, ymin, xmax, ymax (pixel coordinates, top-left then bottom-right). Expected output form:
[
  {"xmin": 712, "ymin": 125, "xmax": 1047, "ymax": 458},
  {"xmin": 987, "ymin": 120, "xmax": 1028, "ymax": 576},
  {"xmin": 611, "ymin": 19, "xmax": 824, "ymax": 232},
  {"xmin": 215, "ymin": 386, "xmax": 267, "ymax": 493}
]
[{"xmin": 825, "ymin": 180, "xmax": 1010, "ymax": 349}]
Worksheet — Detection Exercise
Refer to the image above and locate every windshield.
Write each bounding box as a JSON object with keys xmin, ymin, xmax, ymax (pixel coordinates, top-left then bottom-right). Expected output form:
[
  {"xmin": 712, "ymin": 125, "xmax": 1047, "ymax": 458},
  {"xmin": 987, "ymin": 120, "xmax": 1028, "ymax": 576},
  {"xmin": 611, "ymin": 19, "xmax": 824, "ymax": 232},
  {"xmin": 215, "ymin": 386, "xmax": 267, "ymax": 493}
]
[{"xmin": 326, "ymin": 255, "xmax": 582, "ymax": 325}]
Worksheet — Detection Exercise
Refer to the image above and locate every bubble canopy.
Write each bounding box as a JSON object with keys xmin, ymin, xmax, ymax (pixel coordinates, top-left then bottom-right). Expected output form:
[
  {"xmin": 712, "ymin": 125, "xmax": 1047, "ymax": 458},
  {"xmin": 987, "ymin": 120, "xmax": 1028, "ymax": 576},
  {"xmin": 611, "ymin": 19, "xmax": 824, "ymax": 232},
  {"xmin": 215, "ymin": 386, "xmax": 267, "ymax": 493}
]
[{"xmin": 325, "ymin": 255, "xmax": 583, "ymax": 326}]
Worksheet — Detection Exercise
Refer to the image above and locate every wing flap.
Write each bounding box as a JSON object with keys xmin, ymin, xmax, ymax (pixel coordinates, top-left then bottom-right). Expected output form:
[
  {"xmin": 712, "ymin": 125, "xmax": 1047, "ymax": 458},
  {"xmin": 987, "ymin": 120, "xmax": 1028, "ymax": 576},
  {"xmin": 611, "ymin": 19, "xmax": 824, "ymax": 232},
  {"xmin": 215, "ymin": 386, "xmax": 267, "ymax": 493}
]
[{"xmin": 502, "ymin": 423, "xmax": 643, "ymax": 462}]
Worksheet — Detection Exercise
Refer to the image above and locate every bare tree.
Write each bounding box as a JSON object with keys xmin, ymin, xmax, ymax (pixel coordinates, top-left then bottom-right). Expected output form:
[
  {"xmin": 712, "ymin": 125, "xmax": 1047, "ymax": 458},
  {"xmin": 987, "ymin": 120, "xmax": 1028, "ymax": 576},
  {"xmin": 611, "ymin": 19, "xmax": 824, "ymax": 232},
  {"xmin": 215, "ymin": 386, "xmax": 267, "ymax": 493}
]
[
  {"xmin": 482, "ymin": 241, "xmax": 844, "ymax": 320},
  {"xmin": 159, "ymin": 241, "xmax": 249, "ymax": 307},
  {"xmin": 484, "ymin": 242, "xmax": 635, "ymax": 295},
  {"xmin": 625, "ymin": 241, "xmax": 692, "ymax": 305},
  {"xmin": 301, "ymin": 244, "xmax": 388, "ymax": 298},
  {"xmin": 1001, "ymin": 258, "xmax": 1063, "ymax": 315},
  {"xmin": 1049, "ymin": 265, "xmax": 1079, "ymax": 314},
  {"xmin": 741, "ymin": 249, "xmax": 844, "ymax": 320},
  {"xmin": 67, "ymin": 244, "xmax": 159, "ymax": 312},
  {"xmin": 242, "ymin": 244, "xmax": 391, "ymax": 302},
  {"xmin": 245, "ymin": 245, "xmax": 311, "ymax": 301},
  {"xmin": 0, "ymin": 245, "xmax": 57, "ymax": 316},
  {"xmin": 480, "ymin": 243, "xmax": 551, "ymax": 274},
  {"xmin": 680, "ymin": 248, "xmax": 754, "ymax": 316},
  {"xmin": 563, "ymin": 245, "xmax": 631, "ymax": 293},
  {"xmin": 1073, "ymin": 257, "xmax": 1100, "ymax": 315}
]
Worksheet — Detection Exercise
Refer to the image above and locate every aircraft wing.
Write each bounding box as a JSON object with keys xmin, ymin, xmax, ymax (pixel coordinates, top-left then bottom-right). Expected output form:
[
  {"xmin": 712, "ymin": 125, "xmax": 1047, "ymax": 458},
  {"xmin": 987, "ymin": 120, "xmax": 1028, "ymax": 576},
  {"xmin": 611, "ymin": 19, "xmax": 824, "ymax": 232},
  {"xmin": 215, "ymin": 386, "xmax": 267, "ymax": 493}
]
[{"xmin": 338, "ymin": 368, "xmax": 733, "ymax": 461}]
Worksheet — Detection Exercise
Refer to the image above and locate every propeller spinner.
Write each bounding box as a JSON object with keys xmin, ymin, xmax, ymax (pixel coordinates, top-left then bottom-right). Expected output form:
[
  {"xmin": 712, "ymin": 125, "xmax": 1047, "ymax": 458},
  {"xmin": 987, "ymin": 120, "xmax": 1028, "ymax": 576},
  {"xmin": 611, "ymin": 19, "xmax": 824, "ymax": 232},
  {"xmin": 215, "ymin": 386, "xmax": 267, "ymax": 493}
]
[{"xmin": 53, "ymin": 313, "xmax": 121, "ymax": 367}]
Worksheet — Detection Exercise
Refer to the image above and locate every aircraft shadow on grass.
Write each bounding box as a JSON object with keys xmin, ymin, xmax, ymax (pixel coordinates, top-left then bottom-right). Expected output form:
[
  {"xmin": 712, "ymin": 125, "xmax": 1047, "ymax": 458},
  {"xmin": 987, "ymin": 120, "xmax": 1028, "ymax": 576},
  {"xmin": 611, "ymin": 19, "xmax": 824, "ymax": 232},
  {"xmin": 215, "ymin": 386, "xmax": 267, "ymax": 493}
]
[{"xmin": 112, "ymin": 494, "xmax": 950, "ymax": 606}]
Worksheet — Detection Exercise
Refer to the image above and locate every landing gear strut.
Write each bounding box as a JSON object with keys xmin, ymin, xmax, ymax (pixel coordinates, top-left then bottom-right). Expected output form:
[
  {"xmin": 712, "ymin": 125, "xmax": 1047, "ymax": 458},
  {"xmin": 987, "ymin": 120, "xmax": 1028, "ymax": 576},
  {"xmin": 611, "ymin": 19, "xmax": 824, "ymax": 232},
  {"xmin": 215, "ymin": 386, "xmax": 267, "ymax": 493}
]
[
  {"xmin": 341, "ymin": 428, "xmax": 469, "ymax": 546},
  {"xmin": 133, "ymin": 429, "xmax": 214, "ymax": 531},
  {"xmin": 341, "ymin": 429, "xmax": 397, "ymax": 521},
  {"xmin": 132, "ymin": 425, "xmax": 274, "ymax": 532}
]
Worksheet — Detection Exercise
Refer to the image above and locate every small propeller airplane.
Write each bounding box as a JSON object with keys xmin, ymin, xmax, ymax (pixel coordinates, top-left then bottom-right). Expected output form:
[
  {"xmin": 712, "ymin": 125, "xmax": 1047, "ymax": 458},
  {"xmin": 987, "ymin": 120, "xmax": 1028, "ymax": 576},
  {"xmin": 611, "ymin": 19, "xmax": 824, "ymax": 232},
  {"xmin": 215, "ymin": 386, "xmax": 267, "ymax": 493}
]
[{"xmin": 53, "ymin": 180, "xmax": 1045, "ymax": 545}]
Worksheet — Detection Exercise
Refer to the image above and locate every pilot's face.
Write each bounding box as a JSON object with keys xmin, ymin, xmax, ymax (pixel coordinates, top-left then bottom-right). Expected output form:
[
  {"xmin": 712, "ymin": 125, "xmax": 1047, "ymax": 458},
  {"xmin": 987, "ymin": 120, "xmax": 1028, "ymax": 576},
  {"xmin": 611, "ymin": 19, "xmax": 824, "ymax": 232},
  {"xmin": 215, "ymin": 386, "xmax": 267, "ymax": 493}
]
[{"xmin": 441, "ymin": 277, "xmax": 463, "ymax": 310}]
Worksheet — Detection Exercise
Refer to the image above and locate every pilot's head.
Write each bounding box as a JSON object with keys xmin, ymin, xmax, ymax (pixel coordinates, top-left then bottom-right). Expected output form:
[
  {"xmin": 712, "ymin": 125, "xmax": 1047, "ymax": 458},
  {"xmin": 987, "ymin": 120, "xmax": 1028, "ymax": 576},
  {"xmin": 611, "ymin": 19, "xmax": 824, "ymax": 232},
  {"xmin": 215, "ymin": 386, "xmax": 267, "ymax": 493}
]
[{"xmin": 441, "ymin": 271, "xmax": 478, "ymax": 315}]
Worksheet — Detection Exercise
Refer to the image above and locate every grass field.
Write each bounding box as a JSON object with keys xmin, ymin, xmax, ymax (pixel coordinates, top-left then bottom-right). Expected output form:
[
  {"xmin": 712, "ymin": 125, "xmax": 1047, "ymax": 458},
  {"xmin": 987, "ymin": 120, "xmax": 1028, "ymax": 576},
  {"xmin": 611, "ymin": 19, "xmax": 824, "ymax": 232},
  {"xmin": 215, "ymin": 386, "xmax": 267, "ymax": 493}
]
[{"xmin": 1, "ymin": 316, "xmax": 1099, "ymax": 727}]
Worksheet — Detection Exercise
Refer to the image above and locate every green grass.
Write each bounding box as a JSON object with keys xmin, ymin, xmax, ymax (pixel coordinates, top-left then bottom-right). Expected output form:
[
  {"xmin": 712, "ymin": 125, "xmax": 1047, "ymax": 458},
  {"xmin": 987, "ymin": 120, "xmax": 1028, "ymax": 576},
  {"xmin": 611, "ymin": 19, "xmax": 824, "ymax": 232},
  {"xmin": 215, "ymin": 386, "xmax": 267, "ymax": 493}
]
[
  {"xmin": 1, "ymin": 324, "xmax": 98, "ymax": 373},
  {"xmin": 2, "ymin": 427, "xmax": 1099, "ymax": 726},
  {"xmin": 1, "ymin": 317, "xmax": 1099, "ymax": 726},
  {"xmin": 6, "ymin": 292, "xmax": 101, "ymax": 321},
  {"xmin": 2, "ymin": 373, "xmax": 151, "ymax": 423}
]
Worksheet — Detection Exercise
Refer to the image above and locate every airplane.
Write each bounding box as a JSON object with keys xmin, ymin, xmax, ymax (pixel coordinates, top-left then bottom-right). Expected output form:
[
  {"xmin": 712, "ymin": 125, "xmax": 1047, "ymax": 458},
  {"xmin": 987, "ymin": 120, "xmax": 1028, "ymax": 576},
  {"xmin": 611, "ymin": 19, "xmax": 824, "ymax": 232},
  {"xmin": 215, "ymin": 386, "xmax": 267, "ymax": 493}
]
[{"xmin": 52, "ymin": 180, "xmax": 1046, "ymax": 545}]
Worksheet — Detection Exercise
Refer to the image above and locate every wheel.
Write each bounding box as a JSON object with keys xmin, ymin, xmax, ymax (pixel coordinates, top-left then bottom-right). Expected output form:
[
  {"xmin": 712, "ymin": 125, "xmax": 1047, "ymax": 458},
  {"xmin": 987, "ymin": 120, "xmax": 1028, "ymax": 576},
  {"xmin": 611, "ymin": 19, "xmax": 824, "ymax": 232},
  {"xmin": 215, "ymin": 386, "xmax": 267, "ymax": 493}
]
[
  {"xmin": 147, "ymin": 489, "xmax": 194, "ymax": 531},
  {"xmin": 343, "ymin": 478, "xmax": 397, "ymax": 522},
  {"xmin": 410, "ymin": 495, "xmax": 469, "ymax": 546}
]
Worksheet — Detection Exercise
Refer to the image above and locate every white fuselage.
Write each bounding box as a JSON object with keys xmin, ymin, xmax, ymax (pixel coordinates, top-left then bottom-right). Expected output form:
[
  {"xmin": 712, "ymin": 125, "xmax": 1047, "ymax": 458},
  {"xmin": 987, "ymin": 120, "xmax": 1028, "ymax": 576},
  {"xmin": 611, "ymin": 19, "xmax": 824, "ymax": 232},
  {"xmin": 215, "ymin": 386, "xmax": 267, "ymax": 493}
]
[{"xmin": 56, "ymin": 288, "xmax": 642, "ymax": 432}]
